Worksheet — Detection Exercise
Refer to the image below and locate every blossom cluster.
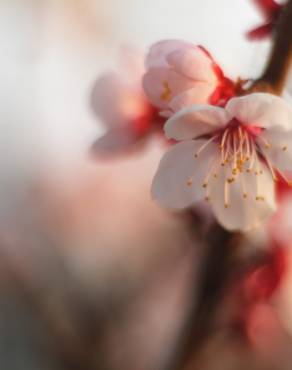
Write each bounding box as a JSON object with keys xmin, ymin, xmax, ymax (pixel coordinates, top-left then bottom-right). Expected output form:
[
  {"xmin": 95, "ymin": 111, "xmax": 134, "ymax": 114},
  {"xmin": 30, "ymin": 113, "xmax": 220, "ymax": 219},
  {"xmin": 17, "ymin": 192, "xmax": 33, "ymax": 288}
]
[
  {"xmin": 91, "ymin": 5, "xmax": 292, "ymax": 232},
  {"xmin": 144, "ymin": 40, "xmax": 292, "ymax": 231}
]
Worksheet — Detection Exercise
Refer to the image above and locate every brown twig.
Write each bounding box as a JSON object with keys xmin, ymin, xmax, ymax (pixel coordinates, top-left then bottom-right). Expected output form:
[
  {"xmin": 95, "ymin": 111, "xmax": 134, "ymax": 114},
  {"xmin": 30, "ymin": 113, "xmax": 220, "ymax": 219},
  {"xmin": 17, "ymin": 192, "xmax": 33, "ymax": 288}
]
[
  {"xmin": 164, "ymin": 225, "xmax": 242, "ymax": 370},
  {"xmin": 247, "ymin": 0, "xmax": 292, "ymax": 95}
]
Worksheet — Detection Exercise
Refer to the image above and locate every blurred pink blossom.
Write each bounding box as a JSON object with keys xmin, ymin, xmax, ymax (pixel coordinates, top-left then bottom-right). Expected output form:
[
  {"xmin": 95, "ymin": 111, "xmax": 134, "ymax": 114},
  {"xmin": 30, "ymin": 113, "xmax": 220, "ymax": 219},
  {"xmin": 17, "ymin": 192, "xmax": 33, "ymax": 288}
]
[
  {"xmin": 91, "ymin": 52, "xmax": 163, "ymax": 157},
  {"xmin": 268, "ymin": 176, "xmax": 292, "ymax": 245},
  {"xmin": 143, "ymin": 39, "xmax": 236, "ymax": 117},
  {"xmin": 232, "ymin": 246, "xmax": 288, "ymax": 352}
]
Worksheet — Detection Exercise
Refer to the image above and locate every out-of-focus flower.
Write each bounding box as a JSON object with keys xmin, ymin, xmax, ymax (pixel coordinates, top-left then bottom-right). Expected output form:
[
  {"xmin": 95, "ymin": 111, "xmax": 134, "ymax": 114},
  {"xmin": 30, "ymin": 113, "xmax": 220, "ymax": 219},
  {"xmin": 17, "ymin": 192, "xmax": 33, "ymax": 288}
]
[
  {"xmin": 268, "ymin": 177, "xmax": 292, "ymax": 245},
  {"xmin": 91, "ymin": 52, "xmax": 162, "ymax": 156},
  {"xmin": 247, "ymin": 0, "xmax": 283, "ymax": 40},
  {"xmin": 241, "ymin": 246, "xmax": 286, "ymax": 304},
  {"xmin": 152, "ymin": 93, "xmax": 292, "ymax": 231},
  {"xmin": 232, "ymin": 246, "xmax": 288, "ymax": 351},
  {"xmin": 143, "ymin": 40, "xmax": 235, "ymax": 117}
]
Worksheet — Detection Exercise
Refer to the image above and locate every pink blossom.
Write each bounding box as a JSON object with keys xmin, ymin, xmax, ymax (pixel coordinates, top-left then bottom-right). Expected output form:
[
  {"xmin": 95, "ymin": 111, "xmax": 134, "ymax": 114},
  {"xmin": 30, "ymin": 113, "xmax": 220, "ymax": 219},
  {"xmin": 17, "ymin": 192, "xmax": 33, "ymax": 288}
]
[
  {"xmin": 247, "ymin": 0, "xmax": 283, "ymax": 40},
  {"xmin": 91, "ymin": 53, "xmax": 161, "ymax": 156},
  {"xmin": 231, "ymin": 246, "xmax": 288, "ymax": 351},
  {"xmin": 142, "ymin": 40, "xmax": 235, "ymax": 118},
  {"xmin": 268, "ymin": 177, "xmax": 292, "ymax": 245},
  {"xmin": 151, "ymin": 93, "xmax": 292, "ymax": 231}
]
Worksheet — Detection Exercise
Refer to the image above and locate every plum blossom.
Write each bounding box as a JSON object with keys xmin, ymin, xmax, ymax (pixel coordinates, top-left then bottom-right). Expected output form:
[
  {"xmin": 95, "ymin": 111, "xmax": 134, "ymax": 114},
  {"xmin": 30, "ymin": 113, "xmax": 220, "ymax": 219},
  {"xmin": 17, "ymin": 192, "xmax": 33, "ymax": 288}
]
[
  {"xmin": 91, "ymin": 52, "xmax": 161, "ymax": 156},
  {"xmin": 152, "ymin": 93, "xmax": 292, "ymax": 231},
  {"xmin": 247, "ymin": 0, "xmax": 283, "ymax": 40},
  {"xmin": 143, "ymin": 40, "xmax": 235, "ymax": 118}
]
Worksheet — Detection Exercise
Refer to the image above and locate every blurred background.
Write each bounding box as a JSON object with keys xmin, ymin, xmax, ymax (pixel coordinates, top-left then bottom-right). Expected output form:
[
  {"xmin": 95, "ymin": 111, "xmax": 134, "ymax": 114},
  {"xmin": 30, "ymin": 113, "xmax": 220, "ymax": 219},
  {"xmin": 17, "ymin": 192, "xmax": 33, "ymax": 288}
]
[{"xmin": 1, "ymin": 0, "xmax": 292, "ymax": 369}]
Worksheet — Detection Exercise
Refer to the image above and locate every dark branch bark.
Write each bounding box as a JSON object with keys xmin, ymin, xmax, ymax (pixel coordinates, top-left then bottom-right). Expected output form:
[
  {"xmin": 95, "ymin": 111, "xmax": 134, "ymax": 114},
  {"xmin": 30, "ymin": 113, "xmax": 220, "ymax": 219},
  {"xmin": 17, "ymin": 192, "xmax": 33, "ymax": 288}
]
[
  {"xmin": 164, "ymin": 225, "xmax": 243, "ymax": 370},
  {"xmin": 249, "ymin": 0, "xmax": 292, "ymax": 94}
]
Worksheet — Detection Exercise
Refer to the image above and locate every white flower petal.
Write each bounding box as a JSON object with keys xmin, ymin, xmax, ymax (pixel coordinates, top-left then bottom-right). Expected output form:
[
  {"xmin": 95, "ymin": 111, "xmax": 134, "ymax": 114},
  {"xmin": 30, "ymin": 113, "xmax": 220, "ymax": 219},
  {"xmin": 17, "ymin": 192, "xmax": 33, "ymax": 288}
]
[
  {"xmin": 259, "ymin": 129, "xmax": 292, "ymax": 172},
  {"xmin": 169, "ymin": 83, "xmax": 216, "ymax": 112},
  {"xmin": 91, "ymin": 126, "xmax": 137, "ymax": 156},
  {"xmin": 166, "ymin": 47, "xmax": 216, "ymax": 82},
  {"xmin": 142, "ymin": 67, "xmax": 171, "ymax": 109},
  {"xmin": 143, "ymin": 67, "xmax": 199, "ymax": 110},
  {"xmin": 226, "ymin": 93, "xmax": 292, "ymax": 130},
  {"xmin": 165, "ymin": 105, "xmax": 230, "ymax": 140},
  {"xmin": 145, "ymin": 39, "xmax": 193, "ymax": 69},
  {"xmin": 210, "ymin": 162, "xmax": 276, "ymax": 231},
  {"xmin": 91, "ymin": 73, "xmax": 130, "ymax": 127},
  {"xmin": 91, "ymin": 72, "xmax": 146, "ymax": 128},
  {"xmin": 151, "ymin": 140, "xmax": 217, "ymax": 209}
]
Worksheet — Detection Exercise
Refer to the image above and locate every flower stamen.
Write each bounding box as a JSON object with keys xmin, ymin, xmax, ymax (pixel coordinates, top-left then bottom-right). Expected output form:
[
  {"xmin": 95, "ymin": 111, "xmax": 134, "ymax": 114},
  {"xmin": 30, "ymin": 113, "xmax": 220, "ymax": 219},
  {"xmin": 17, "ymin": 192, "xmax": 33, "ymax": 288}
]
[
  {"xmin": 160, "ymin": 81, "xmax": 172, "ymax": 102},
  {"xmin": 202, "ymin": 159, "xmax": 220, "ymax": 189},
  {"xmin": 257, "ymin": 135, "xmax": 271, "ymax": 149},
  {"xmin": 239, "ymin": 173, "xmax": 248, "ymax": 199},
  {"xmin": 195, "ymin": 135, "xmax": 218, "ymax": 158},
  {"xmin": 224, "ymin": 180, "xmax": 230, "ymax": 208},
  {"xmin": 261, "ymin": 151, "xmax": 278, "ymax": 181}
]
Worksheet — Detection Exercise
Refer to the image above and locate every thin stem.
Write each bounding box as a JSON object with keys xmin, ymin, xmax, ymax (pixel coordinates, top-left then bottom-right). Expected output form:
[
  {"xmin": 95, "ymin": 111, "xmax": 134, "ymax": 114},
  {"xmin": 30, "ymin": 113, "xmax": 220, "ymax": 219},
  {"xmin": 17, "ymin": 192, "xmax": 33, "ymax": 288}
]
[
  {"xmin": 248, "ymin": 0, "xmax": 292, "ymax": 94},
  {"xmin": 164, "ymin": 225, "xmax": 242, "ymax": 370}
]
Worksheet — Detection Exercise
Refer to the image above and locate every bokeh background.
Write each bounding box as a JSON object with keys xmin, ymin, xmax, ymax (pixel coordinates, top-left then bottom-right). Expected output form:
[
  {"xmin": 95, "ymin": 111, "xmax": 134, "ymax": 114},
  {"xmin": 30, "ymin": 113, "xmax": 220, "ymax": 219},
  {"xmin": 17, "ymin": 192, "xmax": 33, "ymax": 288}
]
[{"xmin": 1, "ymin": 0, "xmax": 292, "ymax": 369}]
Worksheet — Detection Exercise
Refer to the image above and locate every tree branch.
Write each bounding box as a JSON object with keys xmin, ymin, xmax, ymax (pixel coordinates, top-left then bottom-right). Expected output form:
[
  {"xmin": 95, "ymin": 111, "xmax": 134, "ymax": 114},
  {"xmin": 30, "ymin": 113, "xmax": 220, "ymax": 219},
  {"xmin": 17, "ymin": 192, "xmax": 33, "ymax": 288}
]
[
  {"xmin": 163, "ymin": 225, "xmax": 243, "ymax": 370},
  {"xmin": 249, "ymin": 0, "xmax": 292, "ymax": 94}
]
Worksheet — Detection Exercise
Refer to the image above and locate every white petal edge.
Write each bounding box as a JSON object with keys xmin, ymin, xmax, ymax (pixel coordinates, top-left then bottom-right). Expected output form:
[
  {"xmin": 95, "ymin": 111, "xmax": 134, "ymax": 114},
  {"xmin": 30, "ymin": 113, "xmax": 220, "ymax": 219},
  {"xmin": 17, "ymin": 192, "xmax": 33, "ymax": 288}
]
[
  {"xmin": 210, "ymin": 162, "xmax": 276, "ymax": 231},
  {"xmin": 164, "ymin": 104, "xmax": 230, "ymax": 140},
  {"xmin": 151, "ymin": 140, "xmax": 217, "ymax": 209},
  {"xmin": 166, "ymin": 47, "xmax": 216, "ymax": 83},
  {"xmin": 169, "ymin": 83, "xmax": 217, "ymax": 112},
  {"xmin": 226, "ymin": 93, "xmax": 292, "ymax": 131},
  {"xmin": 259, "ymin": 128, "xmax": 292, "ymax": 173},
  {"xmin": 145, "ymin": 39, "xmax": 194, "ymax": 69}
]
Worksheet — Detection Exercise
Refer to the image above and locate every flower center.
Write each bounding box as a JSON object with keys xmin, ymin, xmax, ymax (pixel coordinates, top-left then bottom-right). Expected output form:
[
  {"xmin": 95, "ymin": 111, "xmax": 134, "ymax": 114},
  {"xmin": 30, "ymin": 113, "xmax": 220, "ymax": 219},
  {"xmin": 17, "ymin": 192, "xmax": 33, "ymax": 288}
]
[
  {"xmin": 187, "ymin": 119, "xmax": 291, "ymax": 208},
  {"xmin": 216, "ymin": 124, "xmax": 259, "ymax": 207},
  {"xmin": 219, "ymin": 123, "xmax": 258, "ymax": 175},
  {"xmin": 160, "ymin": 81, "xmax": 172, "ymax": 102},
  {"xmin": 187, "ymin": 119, "xmax": 290, "ymax": 209}
]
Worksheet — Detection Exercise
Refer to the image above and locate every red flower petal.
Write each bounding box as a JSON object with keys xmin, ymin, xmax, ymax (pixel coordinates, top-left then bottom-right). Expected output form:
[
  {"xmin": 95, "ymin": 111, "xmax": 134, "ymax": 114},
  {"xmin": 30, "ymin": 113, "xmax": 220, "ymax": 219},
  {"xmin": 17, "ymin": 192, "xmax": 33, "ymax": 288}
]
[
  {"xmin": 246, "ymin": 23, "xmax": 274, "ymax": 40},
  {"xmin": 252, "ymin": 0, "xmax": 282, "ymax": 18}
]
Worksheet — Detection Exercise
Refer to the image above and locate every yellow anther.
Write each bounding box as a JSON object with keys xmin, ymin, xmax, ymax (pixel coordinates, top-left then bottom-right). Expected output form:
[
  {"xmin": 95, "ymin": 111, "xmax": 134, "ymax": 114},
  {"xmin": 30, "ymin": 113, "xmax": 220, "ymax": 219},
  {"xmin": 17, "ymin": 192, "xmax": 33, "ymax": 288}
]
[{"xmin": 160, "ymin": 81, "xmax": 172, "ymax": 101}]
